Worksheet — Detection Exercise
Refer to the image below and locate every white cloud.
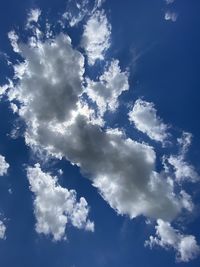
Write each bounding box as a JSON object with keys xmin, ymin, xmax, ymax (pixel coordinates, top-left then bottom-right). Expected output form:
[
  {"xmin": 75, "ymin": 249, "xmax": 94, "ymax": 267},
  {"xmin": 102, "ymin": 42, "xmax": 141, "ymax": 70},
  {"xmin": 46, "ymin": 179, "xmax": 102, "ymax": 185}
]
[
  {"xmin": 27, "ymin": 164, "xmax": 94, "ymax": 241},
  {"xmin": 8, "ymin": 33, "xmax": 85, "ymax": 124},
  {"xmin": 4, "ymin": 26, "xmax": 190, "ymax": 224},
  {"xmin": 4, "ymin": 17, "xmax": 200, "ymax": 262},
  {"xmin": 0, "ymin": 221, "xmax": 6, "ymax": 239},
  {"xmin": 86, "ymin": 59, "xmax": 129, "ymax": 115},
  {"xmin": 8, "ymin": 31, "xmax": 20, "ymax": 53},
  {"xmin": 62, "ymin": 0, "xmax": 90, "ymax": 27},
  {"xmin": 61, "ymin": 0, "xmax": 106, "ymax": 28},
  {"xmin": 145, "ymin": 219, "xmax": 200, "ymax": 262},
  {"xmin": 0, "ymin": 155, "xmax": 9, "ymax": 176},
  {"xmin": 164, "ymin": 11, "xmax": 178, "ymax": 22},
  {"xmin": 81, "ymin": 10, "xmax": 111, "ymax": 65},
  {"xmin": 165, "ymin": 0, "xmax": 175, "ymax": 4},
  {"xmin": 163, "ymin": 131, "xmax": 200, "ymax": 183},
  {"xmin": 177, "ymin": 131, "xmax": 192, "ymax": 155},
  {"xmin": 167, "ymin": 155, "xmax": 200, "ymax": 183},
  {"xmin": 129, "ymin": 99, "xmax": 169, "ymax": 144},
  {"xmin": 27, "ymin": 8, "xmax": 41, "ymax": 27}
]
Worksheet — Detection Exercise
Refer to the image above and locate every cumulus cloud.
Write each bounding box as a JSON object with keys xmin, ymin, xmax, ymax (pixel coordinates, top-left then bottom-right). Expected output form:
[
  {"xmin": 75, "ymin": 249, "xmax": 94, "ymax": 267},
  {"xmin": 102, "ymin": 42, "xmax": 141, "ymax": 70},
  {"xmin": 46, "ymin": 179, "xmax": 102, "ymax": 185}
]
[
  {"xmin": 4, "ymin": 23, "xmax": 191, "ymax": 224},
  {"xmin": 86, "ymin": 59, "xmax": 129, "ymax": 115},
  {"xmin": 3, "ymin": 11, "xmax": 199, "ymax": 261},
  {"xmin": 167, "ymin": 156, "xmax": 200, "ymax": 183},
  {"xmin": 163, "ymin": 132, "xmax": 200, "ymax": 183},
  {"xmin": 0, "ymin": 221, "xmax": 6, "ymax": 239},
  {"xmin": 129, "ymin": 99, "xmax": 169, "ymax": 144},
  {"xmin": 81, "ymin": 10, "xmax": 111, "ymax": 65},
  {"xmin": 27, "ymin": 8, "xmax": 41, "ymax": 26},
  {"xmin": 0, "ymin": 155, "xmax": 9, "ymax": 176},
  {"xmin": 145, "ymin": 219, "xmax": 200, "ymax": 262},
  {"xmin": 8, "ymin": 33, "xmax": 85, "ymax": 124},
  {"xmin": 27, "ymin": 114, "xmax": 185, "ymax": 221},
  {"xmin": 61, "ymin": 0, "xmax": 105, "ymax": 28},
  {"xmin": 27, "ymin": 164, "xmax": 94, "ymax": 241},
  {"xmin": 62, "ymin": 0, "xmax": 90, "ymax": 27},
  {"xmin": 164, "ymin": 11, "xmax": 178, "ymax": 22}
]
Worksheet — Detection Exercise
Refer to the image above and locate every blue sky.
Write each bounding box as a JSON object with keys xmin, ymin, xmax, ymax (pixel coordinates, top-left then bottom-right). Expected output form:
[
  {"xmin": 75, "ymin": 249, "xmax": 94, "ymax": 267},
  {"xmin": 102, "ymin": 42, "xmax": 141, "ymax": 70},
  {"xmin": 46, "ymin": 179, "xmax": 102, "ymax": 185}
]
[{"xmin": 0, "ymin": 0, "xmax": 200, "ymax": 266}]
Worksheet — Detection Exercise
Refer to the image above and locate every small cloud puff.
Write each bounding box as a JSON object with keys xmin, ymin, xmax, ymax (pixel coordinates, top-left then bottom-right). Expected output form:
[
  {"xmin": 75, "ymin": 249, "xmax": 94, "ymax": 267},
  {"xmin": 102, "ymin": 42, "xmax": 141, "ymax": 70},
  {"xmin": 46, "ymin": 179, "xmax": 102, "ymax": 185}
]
[
  {"xmin": 27, "ymin": 164, "xmax": 94, "ymax": 241},
  {"xmin": 0, "ymin": 155, "xmax": 9, "ymax": 176},
  {"xmin": 165, "ymin": 11, "xmax": 178, "ymax": 22},
  {"xmin": 129, "ymin": 99, "xmax": 169, "ymax": 144},
  {"xmin": 145, "ymin": 219, "xmax": 200, "ymax": 262}
]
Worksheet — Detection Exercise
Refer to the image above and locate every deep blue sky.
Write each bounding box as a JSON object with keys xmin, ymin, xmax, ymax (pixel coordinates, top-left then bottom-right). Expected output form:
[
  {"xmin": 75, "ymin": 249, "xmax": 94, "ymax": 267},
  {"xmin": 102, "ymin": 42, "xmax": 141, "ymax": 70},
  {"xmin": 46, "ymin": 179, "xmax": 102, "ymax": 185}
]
[{"xmin": 0, "ymin": 1, "xmax": 200, "ymax": 267}]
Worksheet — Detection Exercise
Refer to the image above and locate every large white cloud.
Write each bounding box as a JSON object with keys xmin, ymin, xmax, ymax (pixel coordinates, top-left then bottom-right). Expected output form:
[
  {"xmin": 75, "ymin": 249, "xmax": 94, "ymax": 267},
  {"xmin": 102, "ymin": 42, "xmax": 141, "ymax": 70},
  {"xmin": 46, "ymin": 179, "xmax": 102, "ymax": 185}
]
[
  {"xmin": 27, "ymin": 164, "xmax": 94, "ymax": 241},
  {"xmin": 85, "ymin": 59, "xmax": 129, "ymax": 115},
  {"xmin": 0, "ymin": 155, "xmax": 9, "ymax": 176},
  {"xmin": 3, "ymin": 11, "xmax": 199, "ymax": 261},
  {"xmin": 81, "ymin": 10, "xmax": 111, "ymax": 65},
  {"xmin": 4, "ymin": 25, "xmax": 191, "ymax": 224},
  {"xmin": 129, "ymin": 99, "xmax": 169, "ymax": 144},
  {"xmin": 145, "ymin": 219, "xmax": 200, "ymax": 262},
  {"xmin": 8, "ymin": 32, "xmax": 85, "ymax": 124}
]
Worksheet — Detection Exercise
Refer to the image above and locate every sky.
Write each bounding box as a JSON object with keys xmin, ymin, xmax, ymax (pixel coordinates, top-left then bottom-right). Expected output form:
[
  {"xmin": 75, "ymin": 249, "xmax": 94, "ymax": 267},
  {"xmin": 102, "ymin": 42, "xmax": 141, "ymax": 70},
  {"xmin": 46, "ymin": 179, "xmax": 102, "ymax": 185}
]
[{"xmin": 0, "ymin": 0, "xmax": 200, "ymax": 266}]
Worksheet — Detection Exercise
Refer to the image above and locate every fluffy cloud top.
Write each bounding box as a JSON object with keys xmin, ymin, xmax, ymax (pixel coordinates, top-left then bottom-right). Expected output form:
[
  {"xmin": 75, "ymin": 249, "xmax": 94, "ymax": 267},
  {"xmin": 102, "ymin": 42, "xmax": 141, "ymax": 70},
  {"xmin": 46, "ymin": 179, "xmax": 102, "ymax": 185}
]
[
  {"xmin": 0, "ymin": 155, "xmax": 9, "ymax": 176},
  {"xmin": 27, "ymin": 9, "xmax": 41, "ymax": 23},
  {"xmin": 129, "ymin": 99, "xmax": 169, "ymax": 144},
  {"xmin": 27, "ymin": 164, "xmax": 94, "ymax": 241},
  {"xmin": 81, "ymin": 10, "xmax": 111, "ymax": 65},
  {"xmin": 0, "ymin": 221, "xmax": 6, "ymax": 239},
  {"xmin": 86, "ymin": 59, "xmax": 129, "ymax": 115},
  {"xmin": 145, "ymin": 219, "xmax": 200, "ymax": 262},
  {"xmin": 8, "ymin": 32, "xmax": 85, "ymax": 125}
]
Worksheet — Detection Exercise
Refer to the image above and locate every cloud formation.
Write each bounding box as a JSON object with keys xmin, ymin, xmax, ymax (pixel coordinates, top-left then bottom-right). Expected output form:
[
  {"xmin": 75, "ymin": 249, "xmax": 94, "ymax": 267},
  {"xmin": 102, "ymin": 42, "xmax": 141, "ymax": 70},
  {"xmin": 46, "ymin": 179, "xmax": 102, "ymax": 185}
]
[
  {"xmin": 27, "ymin": 164, "xmax": 94, "ymax": 241},
  {"xmin": 145, "ymin": 219, "xmax": 200, "ymax": 262},
  {"xmin": 163, "ymin": 132, "xmax": 200, "ymax": 183},
  {"xmin": 5, "ymin": 28, "xmax": 185, "ymax": 222},
  {"xmin": 81, "ymin": 10, "xmax": 111, "ymax": 65},
  {"xmin": 2, "ymin": 6, "xmax": 200, "ymax": 261},
  {"xmin": 0, "ymin": 155, "xmax": 9, "ymax": 176},
  {"xmin": 86, "ymin": 59, "xmax": 129, "ymax": 115},
  {"xmin": 164, "ymin": 11, "xmax": 178, "ymax": 22},
  {"xmin": 129, "ymin": 99, "xmax": 169, "ymax": 144},
  {"xmin": 0, "ymin": 221, "xmax": 6, "ymax": 239},
  {"xmin": 27, "ymin": 8, "xmax": 41, "ymax": 26}
]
